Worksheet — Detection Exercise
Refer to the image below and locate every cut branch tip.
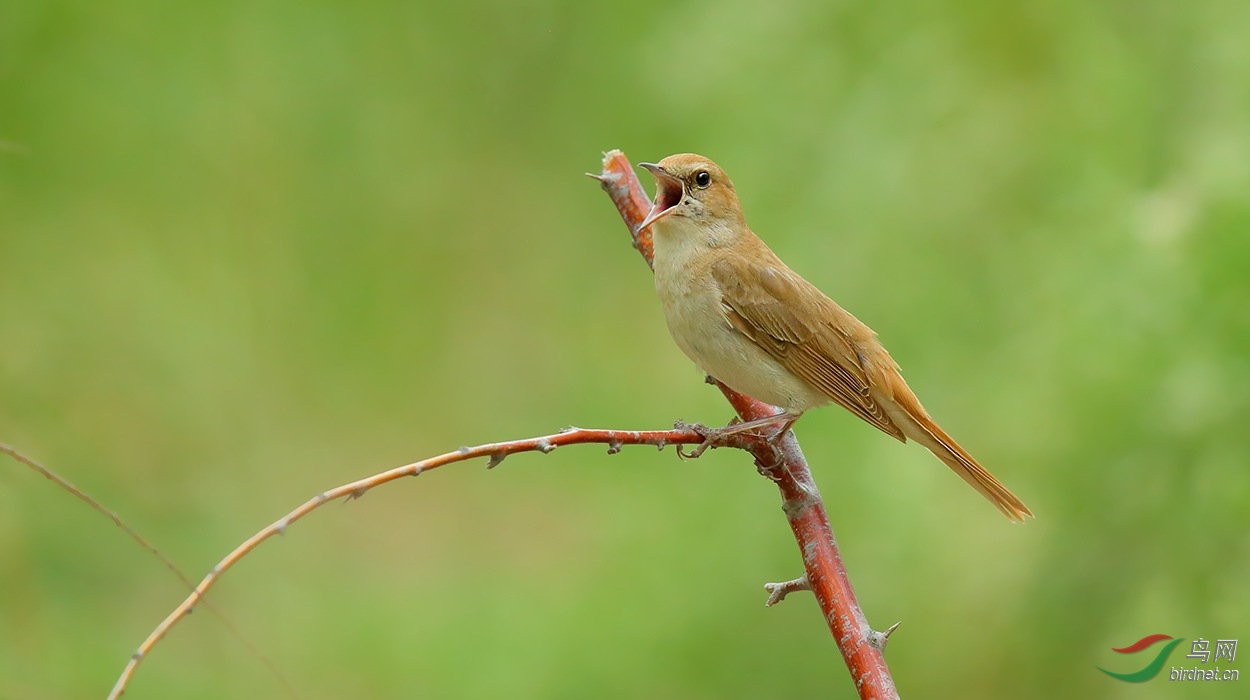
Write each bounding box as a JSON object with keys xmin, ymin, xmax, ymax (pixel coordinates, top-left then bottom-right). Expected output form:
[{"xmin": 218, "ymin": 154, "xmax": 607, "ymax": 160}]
[{"xmin": 763, "ymin": 575, "xmax": 811, "ymax": 607}]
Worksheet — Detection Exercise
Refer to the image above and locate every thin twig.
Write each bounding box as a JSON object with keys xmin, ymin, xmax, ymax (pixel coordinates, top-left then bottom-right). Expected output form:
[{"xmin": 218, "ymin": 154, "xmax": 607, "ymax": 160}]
[
  {"xmin": 106, "ymin": 426, "xmax": 715, "ymax": 699},
  {"xmin": 764, "ymin": 575, "xmax": 811, "ymax": 607},
  {"xmin": 594, "ymin": 150, "xmax": 899, "ymax": 699},
  {"xmin": 0, "ymin": 442, "xmax": 298, "ymax": 698}
]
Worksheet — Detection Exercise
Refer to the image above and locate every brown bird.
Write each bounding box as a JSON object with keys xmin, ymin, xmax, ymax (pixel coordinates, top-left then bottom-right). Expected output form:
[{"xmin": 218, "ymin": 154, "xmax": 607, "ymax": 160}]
[{"xmin": 637, "ymin": 153, "xmax": 1032, "ymax": 522}]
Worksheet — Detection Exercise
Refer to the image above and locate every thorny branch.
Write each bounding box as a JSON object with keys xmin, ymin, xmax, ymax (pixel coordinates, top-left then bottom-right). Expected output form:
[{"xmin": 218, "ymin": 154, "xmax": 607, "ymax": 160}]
[
  {"xmin": 106, "ymin": 426, "xmax": 732, "ymax": 699},
  {"xmin": 593, "ymin": 149, "xmax": 900, "ymax": 699}
]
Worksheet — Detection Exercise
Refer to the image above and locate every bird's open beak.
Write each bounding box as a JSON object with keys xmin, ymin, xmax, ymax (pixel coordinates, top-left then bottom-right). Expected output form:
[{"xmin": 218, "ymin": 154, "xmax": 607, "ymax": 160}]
[{"xmin": 637, "ymin": 162, "xmax": 685, "ymax": 232}]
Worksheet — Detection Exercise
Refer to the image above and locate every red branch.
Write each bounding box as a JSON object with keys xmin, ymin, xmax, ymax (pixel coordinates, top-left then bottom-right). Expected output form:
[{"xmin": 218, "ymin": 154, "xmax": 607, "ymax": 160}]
[
  {"xmin": 593, "ymin": 150, "xmax": 899, "ymax": 699},
  {"xmin": 107, "ymin": 426, "xmax": 719, "ymax": 699}
]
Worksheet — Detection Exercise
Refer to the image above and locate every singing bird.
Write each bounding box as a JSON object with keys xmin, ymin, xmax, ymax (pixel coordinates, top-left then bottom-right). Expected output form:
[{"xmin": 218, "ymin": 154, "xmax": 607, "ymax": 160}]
[{"xmin": 636, "ymin": 153, "xmax": 1032, "ymax": 522}]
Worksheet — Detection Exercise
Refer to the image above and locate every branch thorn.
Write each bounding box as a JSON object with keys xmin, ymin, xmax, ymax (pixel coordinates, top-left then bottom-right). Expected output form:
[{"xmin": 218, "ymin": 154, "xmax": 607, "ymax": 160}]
[{"xmin": 867, "ymin": 621, "xmax": 902, "ymax": 651}]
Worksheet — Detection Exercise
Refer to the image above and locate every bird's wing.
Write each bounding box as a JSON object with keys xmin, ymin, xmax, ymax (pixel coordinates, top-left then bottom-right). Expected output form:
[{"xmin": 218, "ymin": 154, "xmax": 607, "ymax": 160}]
[{"xmin": 711, "ymin": 255, "xmax": 905, "ymax": 442}]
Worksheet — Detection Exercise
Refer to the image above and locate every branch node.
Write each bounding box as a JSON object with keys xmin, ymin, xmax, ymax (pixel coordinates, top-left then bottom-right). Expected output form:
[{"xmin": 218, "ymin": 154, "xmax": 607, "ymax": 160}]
[
  {"xmin": 456, "ymin": 446, "xmax": 472, "ymax": 456},
  {"xmin": 595, "ymin": 168, "xmax": 621, "ymax": 186},
  {"xmin": 536, "ymin": 438, "xmax": 556, "ymax": 454},
  {"xmin": 763, "ymin": 575, "xmax": 811, "ymax": 606},
  {"xmin": 867, "ymin": 621, "xmax": 903, "ymax": 651},
  {"xmin": 560, "ymin": 425, "xmax": 580, "ymax": 434},
  {"xmin": 606, "ymin": 439, "xmax": 623, "ymax": 455},
  {"xmin": 485, "ymin": 451, "xmax": 507, "ymax": 469}
]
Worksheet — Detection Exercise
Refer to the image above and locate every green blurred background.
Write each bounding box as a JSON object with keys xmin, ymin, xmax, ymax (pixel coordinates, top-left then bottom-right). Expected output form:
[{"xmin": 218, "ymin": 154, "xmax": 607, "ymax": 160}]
[{"xmin": 3, "ymin": 1, "xmax": 1248, "ymax": 698}]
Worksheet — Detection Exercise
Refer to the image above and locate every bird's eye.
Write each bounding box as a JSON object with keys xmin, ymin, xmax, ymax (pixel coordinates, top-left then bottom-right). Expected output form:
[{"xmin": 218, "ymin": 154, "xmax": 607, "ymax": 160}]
[{"xmin": 695, "ymin": 170, "xmax": 711, "ymax": 188}]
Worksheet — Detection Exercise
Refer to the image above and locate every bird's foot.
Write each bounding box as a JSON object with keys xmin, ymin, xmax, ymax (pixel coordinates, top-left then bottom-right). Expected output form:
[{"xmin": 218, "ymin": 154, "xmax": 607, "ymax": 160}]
[
  {"xmin": 674, "ymin": 421, "xmax": 718, "ymax": 459},
  {"xmin": 675, "ymin": 412, "xmax": 798, "ymax": 459}
]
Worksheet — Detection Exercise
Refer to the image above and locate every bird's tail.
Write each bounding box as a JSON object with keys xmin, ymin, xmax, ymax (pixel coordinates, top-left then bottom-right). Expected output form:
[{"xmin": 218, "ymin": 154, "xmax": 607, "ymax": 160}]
[{"xmin": 884, "ymin": 379, "xmax": 1033, "ymax": 522}]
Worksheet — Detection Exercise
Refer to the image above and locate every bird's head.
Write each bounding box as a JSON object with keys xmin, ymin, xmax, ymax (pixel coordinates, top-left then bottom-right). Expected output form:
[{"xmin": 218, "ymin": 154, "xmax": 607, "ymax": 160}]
[{"xmin": 637, "ymin": 154, "xmax": 745, "ymax": 236}]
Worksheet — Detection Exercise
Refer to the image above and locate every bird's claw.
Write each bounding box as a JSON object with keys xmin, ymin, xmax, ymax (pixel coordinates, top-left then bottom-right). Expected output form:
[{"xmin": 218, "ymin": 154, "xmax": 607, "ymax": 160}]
[
  {"xmin": 676, "ymin": 441, "xmax": 712, "ymax": 459},
  {"xmin": 675, "ymin": 421, "xmax": 716, "ymax": 459},
  {"xmin": 675, "ymin": 414, "xmax": 796, "ymax": 460}
]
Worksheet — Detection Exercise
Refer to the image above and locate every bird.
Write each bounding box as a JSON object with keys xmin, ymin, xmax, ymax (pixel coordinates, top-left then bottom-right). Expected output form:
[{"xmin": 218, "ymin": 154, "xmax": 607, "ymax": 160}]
[{"xmin": 636, "ymin": 153, "xmax": 1032, "ymax": 522}]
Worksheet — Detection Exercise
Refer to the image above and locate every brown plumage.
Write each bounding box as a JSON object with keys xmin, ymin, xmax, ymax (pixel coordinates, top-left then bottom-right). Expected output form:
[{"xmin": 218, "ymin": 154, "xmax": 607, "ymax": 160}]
[{"xmin": 638, "ymin": 153, "xmax": 1032, "ymax": 522}]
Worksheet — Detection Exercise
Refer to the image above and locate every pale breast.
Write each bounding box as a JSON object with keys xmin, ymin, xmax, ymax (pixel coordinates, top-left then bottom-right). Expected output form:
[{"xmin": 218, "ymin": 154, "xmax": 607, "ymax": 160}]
[{"xmin": 652, "ymin": 231, "xmax": 828, "ymax": 413}]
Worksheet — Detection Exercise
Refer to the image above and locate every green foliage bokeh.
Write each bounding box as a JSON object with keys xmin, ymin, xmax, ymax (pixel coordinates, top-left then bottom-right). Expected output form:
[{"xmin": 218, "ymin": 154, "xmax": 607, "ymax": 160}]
[{"xmin": 3, "ymin": 1, "xmax": 1248, "ymax": 698}]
